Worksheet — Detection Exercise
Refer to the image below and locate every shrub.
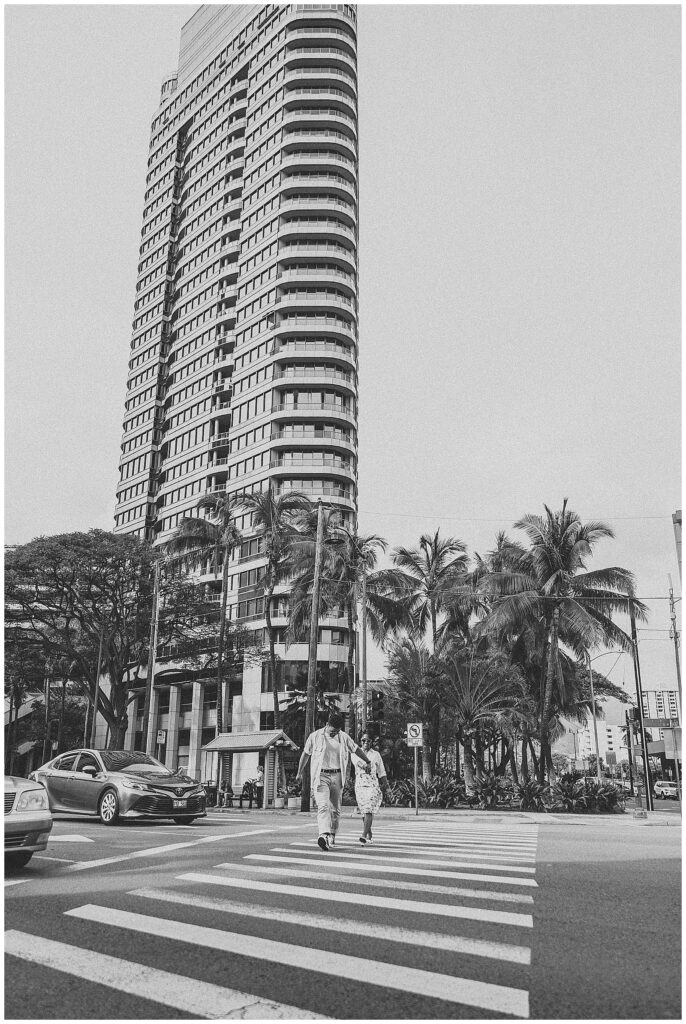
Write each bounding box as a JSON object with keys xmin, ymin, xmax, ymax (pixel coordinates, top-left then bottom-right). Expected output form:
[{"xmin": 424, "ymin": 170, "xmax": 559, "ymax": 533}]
[
  {"xmin": 550, "ymin": 777, "xmax": 590, "ymax": 813},
  {"xmin": 474, "ymin": 772, "xmax": 513, "ymax": 809},
  {"xmin": 514, "ymin": 776, "xmax": 550, "ymax": 812}
]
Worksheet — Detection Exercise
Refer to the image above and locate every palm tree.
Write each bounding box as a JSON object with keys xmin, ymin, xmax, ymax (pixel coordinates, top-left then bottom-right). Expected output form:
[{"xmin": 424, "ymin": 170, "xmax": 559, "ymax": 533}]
[
  {"xmin": 385, "ymin": 636, "xmax": 441, "ymax": 782},
  {"xmin": 166, "ymin": 494, "xmax": 242, "ymax": 738},
  {"xmin": 480, "ymin": 501, "xmax": 648, "ymax": 781},
  {"xmin": 439, "ymin": 648, "xmax": 527, "ymax": 795},
  {"xmin": 236, "ymin": 489, "xmax": 312, "ymax": 745},
  {"xmin": 388, "ymin": 530, "xmax": 470, "ymax": 770},
  {"xmin": 289, "ymin": 524, "xmax": 404, "ymax": 735}
]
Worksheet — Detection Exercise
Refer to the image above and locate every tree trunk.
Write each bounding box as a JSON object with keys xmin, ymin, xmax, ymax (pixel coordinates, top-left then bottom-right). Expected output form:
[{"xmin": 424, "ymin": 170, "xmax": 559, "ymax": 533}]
[
  {"xmin": 265, "ymin": 576, "xmax": 286, "ymax": 793},
  {"xmin": 429, "ymin": 603, "xmax": 440, "ymax": 772},
  {"xmin": 215, "ymin": 552, "xmax": 230, "ymax": 738},
  {"xmin": 462, "ymin": 733, "xmax": 477, "ymax": 795},
  {"xmin": 521, "ymin": 729, "xmax": 529, "ymax": 778},
  {"xmin": 346, "ymin": 598, "xmax": 356, "ymax": 742},
  {"xmin": 474, "ymin": 731, "xmax": 484, "ymax": 781},
  {"xmin": 421, "ymin": 726, "xmax": 432, "ymax": 783},
  {"xmin": 509, "ymin": 745, "xmax": 519, "ymax": 785},
  {"xmin": 539, "ymin": 606, "xmax": 560, "ymax": 783},
  {"xmin": 6, "ymin": 692, "xmax": 14, "ymax": 773}
]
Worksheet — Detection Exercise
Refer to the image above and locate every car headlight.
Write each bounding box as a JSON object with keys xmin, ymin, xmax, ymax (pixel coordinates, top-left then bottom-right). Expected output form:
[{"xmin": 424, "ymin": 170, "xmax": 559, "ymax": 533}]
[
  {"xmin": 121, "ymin": 780, "xmax": 150, "ymax": 791},
  {"xmin": 15, "ymin": 788, "xmax": 49, "ymax": 811},
  {"xmin": 191, "ymin": 785, "xmax": 206, "ymax": 796}
]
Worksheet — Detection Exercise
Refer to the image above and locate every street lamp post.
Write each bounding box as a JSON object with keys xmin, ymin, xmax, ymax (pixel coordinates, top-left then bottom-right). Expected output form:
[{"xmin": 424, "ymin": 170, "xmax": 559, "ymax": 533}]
[{"xmin": 585, "ymin": 651, "xmax": 603, "ymax": 784}]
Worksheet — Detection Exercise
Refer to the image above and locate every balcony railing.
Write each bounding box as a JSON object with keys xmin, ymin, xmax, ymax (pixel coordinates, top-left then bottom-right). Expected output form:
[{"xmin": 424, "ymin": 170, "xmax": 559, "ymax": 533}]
[
  {"xmin": 277, "ymin": 315, "xmax": 354, "ymax": 334},
  {"xmin": 274, "ymin": 367, "xmax": 355, "ymax": 385},
  {"xmin": 277, "ymin": 267, "xmax": 354, "ymax": 284},
  {"xmin": 277, "ymin": 291, "xmax": 355, "ymax": 309},
  {"xmin": 276, "ymin": 340, "xmax": 354, "ymax": 359},
  {"xmin": 279, "ymin": 241, "xmax": 355, "ymax": 259},
  {"xmin": 276, "ymin": 425, "xmax": 351, "ymax": 442},
  {"xmin": 274, "ymin": 401, "xmax": 354, "ymax": 415},
  {"xmin": 272, "ymin": 454, "xmax": 350, "ymax": 470}
]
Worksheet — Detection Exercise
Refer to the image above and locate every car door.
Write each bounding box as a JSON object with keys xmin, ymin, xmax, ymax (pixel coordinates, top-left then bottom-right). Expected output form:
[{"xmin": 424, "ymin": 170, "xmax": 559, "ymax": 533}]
[
  {"xmin": 69, "ymin": 752, "xmax": 106, "ymax": 814},
  {"xmin": 40, "ymin": 753, "xmax": 80, "ymax": 811}
]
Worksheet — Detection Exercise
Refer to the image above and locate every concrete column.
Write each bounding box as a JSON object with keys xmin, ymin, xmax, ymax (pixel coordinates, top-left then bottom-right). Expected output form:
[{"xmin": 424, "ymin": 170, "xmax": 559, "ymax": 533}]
[
  {"xmin": 165, "ymin": 686, "xmax": 182, "ymax": 769},
  {"xmin": 145, "ymin": 688, "xmax": 160, "ymax": 755},
  {"xmin": 188, "ymin": 680, "xmax": 205, "ymax": 782},
  {"xmin": 125, "ymin": 696, "xmax": 138, "ymax": 751}
]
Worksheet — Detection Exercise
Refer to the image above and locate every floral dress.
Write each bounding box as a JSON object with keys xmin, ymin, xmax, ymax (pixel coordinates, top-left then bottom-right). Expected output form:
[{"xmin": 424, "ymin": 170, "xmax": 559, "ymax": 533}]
[{"xmin": 352, "ymin": 749, "xmax": 386, "ymax": 814}]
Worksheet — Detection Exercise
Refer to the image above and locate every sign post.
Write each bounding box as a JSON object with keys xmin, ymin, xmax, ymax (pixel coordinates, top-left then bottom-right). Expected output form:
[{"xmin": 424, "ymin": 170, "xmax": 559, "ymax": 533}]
[{"xmin": 406, "ymin": 722, "xmax": 423, "ymax": 817}]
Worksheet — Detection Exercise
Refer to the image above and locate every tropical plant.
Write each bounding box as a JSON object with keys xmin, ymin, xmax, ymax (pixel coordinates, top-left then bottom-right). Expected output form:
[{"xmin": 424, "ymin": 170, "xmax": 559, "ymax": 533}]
[
  {"xmin": 550, "ymin": 776, "xmax": 590, "ymax": 812},
  {"xmin": 479, "ymin": 501, "xmax": 648, "ymax": 782},
  {"xmin": 439, "ymin": 648, "xmax": 527, "ymax": 795},
  {"xmin": 473, "ymin": 772, "xmax": 513, "ymax": 809},
  {"xmin": 514, "ymin": 776, "xmax": 550, "ymax": 812},
  {"xmin": 385, "ymin": 637, "xmax": 441, "ymax": 781},
  {"xmin": 166, "ymin": 494, "xmax": 242, "ymax": 736}
]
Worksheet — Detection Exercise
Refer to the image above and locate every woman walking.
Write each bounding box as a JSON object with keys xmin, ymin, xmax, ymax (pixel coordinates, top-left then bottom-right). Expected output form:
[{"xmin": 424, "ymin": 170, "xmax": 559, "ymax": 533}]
[{"xmin": 353, "ymin": 733, "xmax": 390, "ymax": 843}]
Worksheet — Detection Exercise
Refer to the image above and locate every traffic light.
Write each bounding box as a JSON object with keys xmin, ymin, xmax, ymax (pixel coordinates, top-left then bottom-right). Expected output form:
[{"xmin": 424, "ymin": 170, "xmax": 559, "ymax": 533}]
[
  {"xmin": 48, "ymin": 719, "xmax": 60, "ymax": 741},
  {"xmin": 370, "ymin": 691, "xmax": 385, "ymax": 723}
]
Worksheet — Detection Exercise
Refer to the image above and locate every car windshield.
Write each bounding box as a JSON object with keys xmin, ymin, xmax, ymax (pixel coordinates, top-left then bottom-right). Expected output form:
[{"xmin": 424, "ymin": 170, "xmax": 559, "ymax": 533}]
[{"xmin": 99, "ymin": 751, "xmax": 171, "ymax": 776}]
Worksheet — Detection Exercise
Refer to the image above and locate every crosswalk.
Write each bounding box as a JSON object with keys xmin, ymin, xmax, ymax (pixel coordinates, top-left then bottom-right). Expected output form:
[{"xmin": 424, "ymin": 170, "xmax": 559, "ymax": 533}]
[{"xmin": 6, "ymin": 818, "xmax": 540, "ymax": 1019}]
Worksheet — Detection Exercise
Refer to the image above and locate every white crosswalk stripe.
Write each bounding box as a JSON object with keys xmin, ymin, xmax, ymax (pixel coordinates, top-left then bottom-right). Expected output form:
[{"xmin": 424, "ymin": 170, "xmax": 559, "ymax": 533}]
[
  {"xmin": 4, "ymin": 930, "xmax": 328, "ymax": 1019},
  {"xmin": 65, "ymin": 904, "xmax": 530, "ymax": 1017},
  {"xmin": 6, "ymin": 817, "xmax": 541, "ymax": 1019}
]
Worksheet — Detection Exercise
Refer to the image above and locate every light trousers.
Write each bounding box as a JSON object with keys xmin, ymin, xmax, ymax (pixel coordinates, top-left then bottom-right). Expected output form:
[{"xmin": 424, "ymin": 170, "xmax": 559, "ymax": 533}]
[{"xmin": 315, "ymin": 771, "xmax": 343, "ymax": 836}]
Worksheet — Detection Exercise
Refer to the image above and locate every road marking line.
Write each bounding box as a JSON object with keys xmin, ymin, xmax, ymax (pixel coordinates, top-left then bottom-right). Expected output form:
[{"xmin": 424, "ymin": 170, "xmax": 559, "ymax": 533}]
[
  {"xmin": 314, "ymin": 841, "xmax": 536, "ymax": 862},
  {"xmin": 241, "ymin": 854, "xmax": 537, "ymax": 887},
  {"xmin": 4, "ymin": 879, "xmax": 29, "ymax": 887},
  {"xmin": 132, "ymin": 886, "xmax": 532, "ymax": 964},
  {"xmin": 65, "ymin": 905, "xmax": 530, "ymax": 1017},
  {"xmin": 214, "ymin": 862, "xmax": 534, "ymax": 903},
  {"xmin": 64, "ymin": 825, "xmax": 306, "ymax": 872},
  {"xmin": 4, "ymin": 930, "xmax": 328, "ymax": 1019},
  {"xmin": 48, "ymin": 835, "xmax": 95, "ymax": 843},
  {"xmin": 33, "ymin": 855, "xmax": 76, "ymax": 863},
  {"xmin": 368, "ymin": 831, "xmax": 538, "ymax": 844},
  {"xmin": 181, "ymin": 872, "xmax": 534, "ymax": 926},
  {"xmin": 274, "ymin": 846, "xmax": 535, "ymax": 873}
]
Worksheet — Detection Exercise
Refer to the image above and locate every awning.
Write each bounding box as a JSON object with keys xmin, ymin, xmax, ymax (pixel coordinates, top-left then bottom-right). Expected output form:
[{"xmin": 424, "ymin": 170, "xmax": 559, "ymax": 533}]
[{"xmin": 202, "ymin": 729, "xmax": 299, "ymax": 753}]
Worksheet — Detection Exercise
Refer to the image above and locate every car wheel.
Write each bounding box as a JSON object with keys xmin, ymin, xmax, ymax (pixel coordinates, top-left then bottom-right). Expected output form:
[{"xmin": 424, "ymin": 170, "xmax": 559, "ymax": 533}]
[
  {"xmin": 98, "ymin": 789, "xmax": 120, "ymax": 825},
  {"xmin": 6, "ymin": 851, "xmax": 33, "ymax": 869},
  {"xmin": 174, "ymin": 817, "xmax": 195, "ymax": 825}
]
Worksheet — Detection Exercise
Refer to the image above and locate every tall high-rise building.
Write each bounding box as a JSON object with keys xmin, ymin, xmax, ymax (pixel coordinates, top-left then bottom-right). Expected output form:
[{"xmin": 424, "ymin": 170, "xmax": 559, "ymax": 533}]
[{"xmin": 113, "ymin": 4, "xmax": 359, "ymax": 790}]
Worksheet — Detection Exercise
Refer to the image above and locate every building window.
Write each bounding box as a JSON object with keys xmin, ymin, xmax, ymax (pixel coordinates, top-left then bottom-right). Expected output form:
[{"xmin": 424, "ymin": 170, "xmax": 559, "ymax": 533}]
[{"xmin": 260, "ymin": 711, "xmax": 275, "ymax": 730}]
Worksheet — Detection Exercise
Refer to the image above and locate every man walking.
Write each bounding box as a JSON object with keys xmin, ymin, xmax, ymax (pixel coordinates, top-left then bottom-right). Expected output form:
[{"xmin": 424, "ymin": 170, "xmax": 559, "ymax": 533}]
[{"xmin": 295, "ymin": 711, "xmax": 373, "ymax": 851}]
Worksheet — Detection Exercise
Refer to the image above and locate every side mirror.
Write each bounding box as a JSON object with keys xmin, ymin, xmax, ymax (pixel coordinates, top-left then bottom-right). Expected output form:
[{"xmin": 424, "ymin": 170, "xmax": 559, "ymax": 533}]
[{"xmin": 82, "ymin": 765, "xmax": 98, "ymax": 776}]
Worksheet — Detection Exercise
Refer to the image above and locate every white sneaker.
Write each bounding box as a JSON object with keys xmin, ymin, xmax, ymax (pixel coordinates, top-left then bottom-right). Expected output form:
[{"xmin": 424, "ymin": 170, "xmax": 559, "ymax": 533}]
[{"xmin": 328, "ymin": 833, "xmax": 336, "ymax": 847}]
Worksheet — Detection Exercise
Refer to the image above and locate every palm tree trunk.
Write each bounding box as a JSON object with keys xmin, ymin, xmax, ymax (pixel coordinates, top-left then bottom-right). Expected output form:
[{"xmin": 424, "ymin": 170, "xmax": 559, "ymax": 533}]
[
  {"xmin": 521, "ymin": 728, "xmax": 529, "ymax": 778},
  {"xmin": 509, "ymin": 745, "xmax": 519, "ymax": 785},
  {"xmin": 346, "ymin": 598, "xmax": 356, "ymax": 741},
  {"xmin": 265, "ymin": 578, "xmax": 286, "ymax": 793},
  {"xmin": 429, "ymin": 603, "xmax": 440, "ymax": 772},
  {"xmin": 474, "ymin": 731, "xmax": 484, "ymax": 781},
  {"xmin": 6, "ymin": 692, "xmax": 14, "ymax": 773},
  {"xmin": 421, "ymin": 726, "xmax": 432, "ymax": 783},
  {"xmin": 462, "ymin": 733, "xmax": 477, "ymax": 795},
  {"xmin": 539, "ymin": 606, "xmax": 560, "ymax": 783}
]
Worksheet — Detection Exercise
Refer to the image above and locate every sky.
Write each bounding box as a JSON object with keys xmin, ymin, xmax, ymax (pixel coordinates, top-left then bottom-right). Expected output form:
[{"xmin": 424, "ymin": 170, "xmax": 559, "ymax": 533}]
[{"xmin": 5, "ymin": 3, "xmax": 682, "ymax": 695}]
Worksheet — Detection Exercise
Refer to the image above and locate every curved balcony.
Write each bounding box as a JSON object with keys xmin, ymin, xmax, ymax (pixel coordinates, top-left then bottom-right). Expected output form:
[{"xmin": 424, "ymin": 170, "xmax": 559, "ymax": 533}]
[
  {"xmin": 281, "ymin": 151, "xmax": 356, "ymax": 176},
  {"xmin": 273, "ymin": 366, "xmax": 356, "ymax": 396},
  {"xmin": 274, "ymin": 338, "xmax": 356, "ymax": 369},
  {"xmin": 276, "ymin": 314, "xmax": 355, "ymax": 343},
  {"xmin": 271, "ymin": 400, "xmax": 356, "ymax": 430},
  {"xmin": 271, "ymin": 452, "xmax": 352, "ymax": 474},
  {"xmin": 277, "ymin": 266, "xmax": 356, "ymax": 293},
  {"xmin": 278, "ymin": 241, "xmax": 356, "ymax": 273},
  {"xmin": 284, "ymin": 47, "xmax": 356, "ymax": 76},
  {"xmin": 275, "ymin": 292, "xmax": 356, "ymax": 320},
  {"xmin": 279, "ymin": 196, "xmax": 356, "ymax": 227},
  {"xmin": 284, "ymin": 67, "xmax": 357, "ymax": 95},
  {"xmin": 282, "ymin": 129, "xmax": 356, "ymax": 161},
  {"xmin": 282, "ymin": 108, "xmax": 357, "ymax": 136},
  {"xmin": 284, "ymin": 86, "xmax": 356, "ymax": 116},
  {"xmin": 271, "ymin": 425, "xmax": 355, "ymax": 455},
  {"xmin": 287, "ymin": 27, "xmax": 356, "ymax": 55},
  {"xmin": 279, "ymin": 218, "xmax": 356, "ymax": 247},
  {"xmin": 274, "ymin": 478, "xmax": 354, "ymax": 501},
  {"xmin": 286, "ymin": 6, "xmax": 357, "ymax": 33},
  {"xmin": 281, "ymin": 173, "xmax": 356, "ymax": 202}
]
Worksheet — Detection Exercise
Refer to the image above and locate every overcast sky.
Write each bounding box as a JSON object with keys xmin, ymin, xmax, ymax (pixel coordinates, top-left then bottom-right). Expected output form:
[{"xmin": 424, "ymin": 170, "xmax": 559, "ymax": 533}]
[{"xmin": 5, "ymin": 4, "xmax": 681, "ymax": 691}]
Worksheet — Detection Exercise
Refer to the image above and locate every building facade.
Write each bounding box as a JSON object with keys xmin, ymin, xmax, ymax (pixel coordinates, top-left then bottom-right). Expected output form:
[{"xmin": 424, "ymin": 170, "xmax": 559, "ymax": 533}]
[{"xmin": 113, "ymin": 4, "xmax": 359, "ymax": 791}]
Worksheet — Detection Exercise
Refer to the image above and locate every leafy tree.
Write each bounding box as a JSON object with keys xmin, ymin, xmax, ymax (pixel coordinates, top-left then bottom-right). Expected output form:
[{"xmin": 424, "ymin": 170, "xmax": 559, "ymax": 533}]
[
  {"xmin": 385, "ymin": 637, "xmax": 441, "ymax": 782},
  {"xmin": 5, "ymin": 531, "xmax": 157, "ymax": 748}
]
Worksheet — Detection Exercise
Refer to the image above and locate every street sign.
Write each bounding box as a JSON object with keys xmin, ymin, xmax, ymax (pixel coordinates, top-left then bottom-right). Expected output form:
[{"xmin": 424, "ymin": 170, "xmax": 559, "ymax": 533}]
[
  {"xmin": 406, "ymin": 722, "xmax": 423, "ymax": 747},
  {"xmin": 156, "ymin": 730, "xmax": 167, "ymax": 744},
  {"xmin": 605, "ymin": 751, "xmax": 616, "ymax": 766},
  {"xmin": 644, "ymin": 717, "xmax": 680, "ymax": 729}
]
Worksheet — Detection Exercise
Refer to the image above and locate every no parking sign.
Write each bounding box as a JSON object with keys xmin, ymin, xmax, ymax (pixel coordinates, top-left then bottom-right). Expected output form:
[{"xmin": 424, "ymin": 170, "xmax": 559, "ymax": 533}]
[{"xmin": 407, "ymin": 722, "xmax": 423, "ymax": 747}]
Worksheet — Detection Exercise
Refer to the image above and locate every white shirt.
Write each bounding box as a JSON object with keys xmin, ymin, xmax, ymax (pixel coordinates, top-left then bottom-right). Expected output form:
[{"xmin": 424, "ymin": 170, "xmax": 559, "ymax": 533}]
[
  {"xmin": 352, "ymin": 748, "xmax": 387, "ymax": 786},
  {"xmin": 304, "ymin": 727, "xmax": 358, "ymax": 791}
]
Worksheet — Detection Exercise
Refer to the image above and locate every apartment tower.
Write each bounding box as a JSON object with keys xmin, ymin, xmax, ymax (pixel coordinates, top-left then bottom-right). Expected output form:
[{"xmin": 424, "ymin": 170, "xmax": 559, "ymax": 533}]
[{"xmin": 114, "ymin": 4, "xmax": 359, "ymax": 789}]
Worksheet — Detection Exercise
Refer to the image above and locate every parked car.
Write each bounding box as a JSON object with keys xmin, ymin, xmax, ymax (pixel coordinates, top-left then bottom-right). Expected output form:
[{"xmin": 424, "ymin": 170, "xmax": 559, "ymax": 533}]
[
  {"xmin": 29, "ymin": 749, "xmax": 206, "ymax": 825},
  {"xmin": 653, "ymin": 779, "xmax": 679, "ymax": 800},
  {"xmin": 5, "ymin": 775, "xmax": 53, "ymax": 867}
]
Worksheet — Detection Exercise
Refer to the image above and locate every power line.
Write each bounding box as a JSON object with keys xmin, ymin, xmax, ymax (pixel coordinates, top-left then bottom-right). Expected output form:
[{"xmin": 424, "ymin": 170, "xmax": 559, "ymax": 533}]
[{"xmin": 358, "ymin": 508, "xmax": 673, "ymax": 523}]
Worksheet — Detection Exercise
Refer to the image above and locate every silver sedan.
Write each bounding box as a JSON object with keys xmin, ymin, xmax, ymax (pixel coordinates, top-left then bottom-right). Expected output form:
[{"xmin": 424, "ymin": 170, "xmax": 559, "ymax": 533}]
[{"xmin": 30, "ymin": 749, "xmax": 206, "ymax": 825}]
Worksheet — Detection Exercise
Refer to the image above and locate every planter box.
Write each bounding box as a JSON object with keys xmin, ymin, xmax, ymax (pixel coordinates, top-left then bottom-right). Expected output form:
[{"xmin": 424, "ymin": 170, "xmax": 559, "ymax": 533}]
[
  {"xmin": 274, "ymin": 797, "xmax": 285, "ymax": 809},
  {"xmin": 287, "ymin": 797, "xmax": 300, "ymax": 809}
]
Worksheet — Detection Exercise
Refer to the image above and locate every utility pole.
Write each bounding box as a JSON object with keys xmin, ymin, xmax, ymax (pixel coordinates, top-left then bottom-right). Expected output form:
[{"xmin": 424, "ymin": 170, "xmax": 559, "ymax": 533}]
[
  {"xmin": 624, "ymin": 711, "xmax": 635, "ymax": 796},
  {"xmin": 42, "ymin": 661, "xmax": 52, "ymax": 763},
  {"xmin": 585, "ymin": 652, "xmax": 602, "ymax": 783},
  {"xmin": 301, "ymin": 500, "xmax": 325, "ymax": 813},
  {"xmin": 90, "ymin": 621, "xmax": 106, "ymax": 748},
  {"xmin": 361, "ymin": 571, "xmax": 368, "ymax": 734},
  {"xmin": 629, "ymin": 605, "xmax": 653, "ymax": 811},
  {"xmin": 141, "ymin": 559, "xmax": 160, "ymax": 754},
  {"xmin": 667, "ymin": 576, "xmax": 682, "ymax": 813}
]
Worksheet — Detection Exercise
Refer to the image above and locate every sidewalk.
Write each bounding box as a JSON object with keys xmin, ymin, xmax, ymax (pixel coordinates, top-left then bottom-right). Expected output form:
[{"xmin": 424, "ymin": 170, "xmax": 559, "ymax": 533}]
[{"xmin": 208, "ymin": 806, "xmax": 681, "ymax": 826}]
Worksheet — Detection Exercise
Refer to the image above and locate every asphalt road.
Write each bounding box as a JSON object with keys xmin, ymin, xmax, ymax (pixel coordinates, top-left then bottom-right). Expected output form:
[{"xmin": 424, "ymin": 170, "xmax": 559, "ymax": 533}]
[{"xmin": 5, "ymin": 808, "xmax": 681, "ymax": 1019}]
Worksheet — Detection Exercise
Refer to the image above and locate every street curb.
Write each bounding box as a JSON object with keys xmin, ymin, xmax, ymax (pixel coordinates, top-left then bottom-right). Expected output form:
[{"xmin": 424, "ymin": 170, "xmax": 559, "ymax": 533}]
[{"xmin": 207, "ymin": 807, "xmax": 680, "ymax": 826}]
